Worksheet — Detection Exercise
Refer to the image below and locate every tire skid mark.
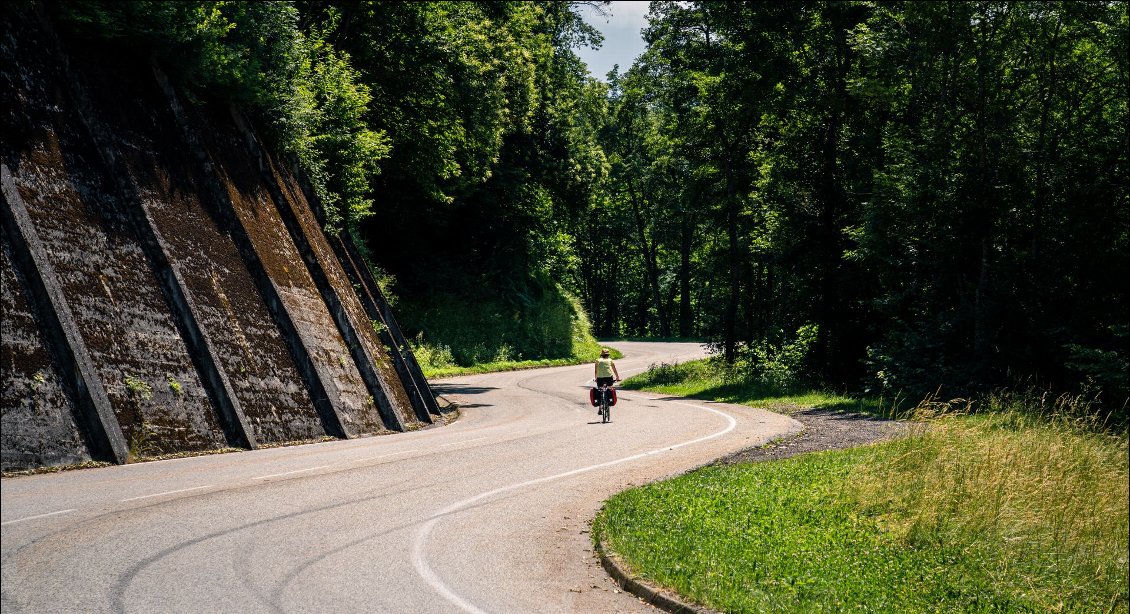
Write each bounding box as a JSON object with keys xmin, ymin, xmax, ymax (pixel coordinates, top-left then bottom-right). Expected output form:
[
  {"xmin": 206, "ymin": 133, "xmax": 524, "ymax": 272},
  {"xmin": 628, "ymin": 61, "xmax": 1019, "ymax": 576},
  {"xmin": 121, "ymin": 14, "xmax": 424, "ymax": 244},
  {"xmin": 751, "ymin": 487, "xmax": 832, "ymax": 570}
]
[
  {"xmin": 5, "ymin": 465, "xmax": 405, "ymax": 613},
  {"xmin": 109, "ymin": 473, "xmax": 423, "ymax": 614}
]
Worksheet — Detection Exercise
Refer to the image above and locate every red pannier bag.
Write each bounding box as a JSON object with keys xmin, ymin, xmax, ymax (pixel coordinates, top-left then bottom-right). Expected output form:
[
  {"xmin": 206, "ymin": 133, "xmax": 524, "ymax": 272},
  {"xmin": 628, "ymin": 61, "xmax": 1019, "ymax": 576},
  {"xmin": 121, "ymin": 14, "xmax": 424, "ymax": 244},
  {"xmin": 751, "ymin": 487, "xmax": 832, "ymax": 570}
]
[{"xmin": 590, "ymin": 387, "xmax": 618, "ymax": 406}]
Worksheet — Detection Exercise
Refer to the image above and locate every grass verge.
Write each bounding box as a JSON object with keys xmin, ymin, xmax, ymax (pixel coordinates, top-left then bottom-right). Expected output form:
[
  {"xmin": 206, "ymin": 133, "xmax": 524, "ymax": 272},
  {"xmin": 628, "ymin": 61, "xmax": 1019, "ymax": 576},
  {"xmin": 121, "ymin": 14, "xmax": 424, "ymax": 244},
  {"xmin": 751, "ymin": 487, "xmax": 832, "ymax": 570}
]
[
  {"xmin": 619, "ymin": 358, "xmax": 890, "ymax": 415},
  {"xmin": 597, "ymin": 364, "xmax": 1130, "ymax": 612}
]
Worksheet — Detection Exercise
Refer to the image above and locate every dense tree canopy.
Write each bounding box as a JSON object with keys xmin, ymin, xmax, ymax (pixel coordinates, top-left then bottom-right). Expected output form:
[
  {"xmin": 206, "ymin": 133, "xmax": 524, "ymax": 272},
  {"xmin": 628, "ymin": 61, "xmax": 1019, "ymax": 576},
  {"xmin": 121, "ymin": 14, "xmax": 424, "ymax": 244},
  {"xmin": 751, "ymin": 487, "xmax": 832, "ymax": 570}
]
[
  {"xmin": 574, "ymin": 1, "xmax": 1127, "ymax": 416},
  {"xmin": 47, "ymin": 1, "xmax": 1128, "ymax": 415}
]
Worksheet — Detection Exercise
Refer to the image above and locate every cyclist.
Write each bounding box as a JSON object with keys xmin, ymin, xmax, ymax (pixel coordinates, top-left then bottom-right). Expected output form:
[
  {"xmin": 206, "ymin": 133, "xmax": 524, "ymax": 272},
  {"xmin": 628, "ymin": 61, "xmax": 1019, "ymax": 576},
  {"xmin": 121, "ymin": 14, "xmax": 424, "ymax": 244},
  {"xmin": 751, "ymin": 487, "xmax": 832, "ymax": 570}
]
[{"xmin": 593, "ymin": 348, "xmax": 620, "ymax": 413}]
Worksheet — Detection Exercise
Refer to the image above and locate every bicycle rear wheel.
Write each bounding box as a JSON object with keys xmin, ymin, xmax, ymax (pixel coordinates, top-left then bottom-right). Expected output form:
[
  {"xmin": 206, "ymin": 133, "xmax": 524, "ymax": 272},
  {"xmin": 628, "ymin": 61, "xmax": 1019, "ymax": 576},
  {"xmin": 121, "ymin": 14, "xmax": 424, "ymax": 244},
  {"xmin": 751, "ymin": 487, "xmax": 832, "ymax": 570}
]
[{"xmin": 601, "ymin": 398, "xmax": 610, "ymax": 423}]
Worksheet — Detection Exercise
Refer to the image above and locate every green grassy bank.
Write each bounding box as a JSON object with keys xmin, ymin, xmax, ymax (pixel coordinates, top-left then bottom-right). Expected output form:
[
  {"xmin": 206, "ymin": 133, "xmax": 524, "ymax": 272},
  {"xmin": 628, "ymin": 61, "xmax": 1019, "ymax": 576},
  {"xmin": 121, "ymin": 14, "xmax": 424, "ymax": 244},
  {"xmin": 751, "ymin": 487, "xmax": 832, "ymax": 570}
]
[
  {"xmin": 406, "ymin": 280, "xmax": 620, "ymax": 378},
  {"xmin": 618, "ymin": 358, "xmax": 890, "ymax": 415},
  {"xmin": 596, "ymin": 362, "xmax": 1129, "ymax": 613},
  {"xmin": 414, "ymin": 350, "xmax": 616, "ymax": 379}
]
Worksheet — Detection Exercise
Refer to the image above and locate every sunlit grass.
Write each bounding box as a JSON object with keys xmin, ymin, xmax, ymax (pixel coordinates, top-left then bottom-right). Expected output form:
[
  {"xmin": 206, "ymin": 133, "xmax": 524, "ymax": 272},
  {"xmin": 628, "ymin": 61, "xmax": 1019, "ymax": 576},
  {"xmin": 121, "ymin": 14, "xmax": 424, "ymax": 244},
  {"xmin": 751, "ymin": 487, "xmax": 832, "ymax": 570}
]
[
  {"xmin": 599, "ymin": 367, "xmax": 1129, "ymax": 612},
  {"xmin": 620, "ymin": 358, "xmax": 888, "ymax": 414},
  {"xmin": 851, "ymin": 395, "xmax": 1129, "ymax": 611}
]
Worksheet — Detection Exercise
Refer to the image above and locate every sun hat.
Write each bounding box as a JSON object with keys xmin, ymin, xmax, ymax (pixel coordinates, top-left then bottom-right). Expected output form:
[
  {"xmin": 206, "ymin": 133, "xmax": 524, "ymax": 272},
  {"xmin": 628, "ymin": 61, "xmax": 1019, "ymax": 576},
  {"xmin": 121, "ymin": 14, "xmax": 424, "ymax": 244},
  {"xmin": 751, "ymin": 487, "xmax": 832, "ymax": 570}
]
[{"xmin": 600, "ymin": 348, "xmax": 610, "ymax": 356}]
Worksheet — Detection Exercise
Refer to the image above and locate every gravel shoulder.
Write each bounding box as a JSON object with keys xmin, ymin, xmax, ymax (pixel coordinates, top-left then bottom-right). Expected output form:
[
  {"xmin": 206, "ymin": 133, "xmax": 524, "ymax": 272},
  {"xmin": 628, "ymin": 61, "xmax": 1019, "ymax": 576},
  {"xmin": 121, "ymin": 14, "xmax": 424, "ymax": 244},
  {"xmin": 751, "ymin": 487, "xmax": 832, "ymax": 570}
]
[{"xmin": 713, "ymin": 407, "xmax": 909, "ymax": 465}]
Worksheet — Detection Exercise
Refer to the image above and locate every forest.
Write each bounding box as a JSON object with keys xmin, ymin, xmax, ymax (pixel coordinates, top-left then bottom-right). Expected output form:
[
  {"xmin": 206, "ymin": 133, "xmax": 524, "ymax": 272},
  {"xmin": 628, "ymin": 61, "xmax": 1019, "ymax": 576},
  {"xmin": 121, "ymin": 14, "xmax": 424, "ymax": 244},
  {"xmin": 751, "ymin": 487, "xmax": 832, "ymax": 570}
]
[{"xmin": 47, "ymin": 1, "xmax": 1128, "ymax": 417}]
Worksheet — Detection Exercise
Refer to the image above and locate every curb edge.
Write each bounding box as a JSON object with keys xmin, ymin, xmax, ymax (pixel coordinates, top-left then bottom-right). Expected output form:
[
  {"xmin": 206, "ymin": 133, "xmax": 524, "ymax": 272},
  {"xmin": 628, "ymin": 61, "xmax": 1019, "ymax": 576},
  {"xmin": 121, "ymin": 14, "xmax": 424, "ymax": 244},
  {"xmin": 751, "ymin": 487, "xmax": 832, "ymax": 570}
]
[{"xmin": 595, "ymin": 535, "xmax": 721, "ymax": 614}]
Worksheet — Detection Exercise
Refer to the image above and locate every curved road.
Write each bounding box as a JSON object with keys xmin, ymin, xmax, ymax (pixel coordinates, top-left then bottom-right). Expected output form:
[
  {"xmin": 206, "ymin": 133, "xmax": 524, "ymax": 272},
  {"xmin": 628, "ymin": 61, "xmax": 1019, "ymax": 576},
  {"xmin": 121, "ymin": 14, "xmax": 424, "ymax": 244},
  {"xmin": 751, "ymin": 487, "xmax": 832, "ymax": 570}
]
[{"xmin": 1, "ymin": 342, "xmax": 800, "ymax": 613}]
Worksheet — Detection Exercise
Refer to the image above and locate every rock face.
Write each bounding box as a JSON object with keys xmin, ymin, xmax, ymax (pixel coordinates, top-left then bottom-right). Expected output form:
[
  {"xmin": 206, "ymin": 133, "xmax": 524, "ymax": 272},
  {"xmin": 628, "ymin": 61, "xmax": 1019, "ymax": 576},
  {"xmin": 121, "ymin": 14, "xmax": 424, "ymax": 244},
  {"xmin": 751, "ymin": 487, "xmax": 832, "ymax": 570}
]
[{"xmin": 0, "ymin": 9, "xmax": 438, "ymax": 471}]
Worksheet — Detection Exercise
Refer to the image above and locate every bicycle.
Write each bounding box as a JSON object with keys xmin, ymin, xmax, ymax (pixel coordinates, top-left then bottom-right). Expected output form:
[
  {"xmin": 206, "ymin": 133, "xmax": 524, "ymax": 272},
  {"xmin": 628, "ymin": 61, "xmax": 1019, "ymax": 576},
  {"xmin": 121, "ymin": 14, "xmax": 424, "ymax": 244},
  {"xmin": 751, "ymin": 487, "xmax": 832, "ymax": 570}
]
[{"xmin": 592, "ymin": 380, "xmax": 619, "ymax": 423}]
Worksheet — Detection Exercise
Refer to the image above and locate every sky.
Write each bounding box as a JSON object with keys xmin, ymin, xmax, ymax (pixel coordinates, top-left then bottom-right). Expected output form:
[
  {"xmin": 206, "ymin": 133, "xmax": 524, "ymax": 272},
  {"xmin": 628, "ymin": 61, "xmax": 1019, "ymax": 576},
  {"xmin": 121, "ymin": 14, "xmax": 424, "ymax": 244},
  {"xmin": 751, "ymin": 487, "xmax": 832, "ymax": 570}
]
[{"xmin": 572, "ymin": 1, "xmax": 652, "ymax": 81}]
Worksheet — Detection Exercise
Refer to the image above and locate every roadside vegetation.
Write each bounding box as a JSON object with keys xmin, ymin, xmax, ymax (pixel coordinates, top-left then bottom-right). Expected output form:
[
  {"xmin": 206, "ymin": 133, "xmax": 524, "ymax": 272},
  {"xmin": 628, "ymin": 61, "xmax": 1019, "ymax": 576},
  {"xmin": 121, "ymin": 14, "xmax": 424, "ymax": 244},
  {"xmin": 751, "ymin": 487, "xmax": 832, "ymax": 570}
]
[
  {"xmin": 52, "ymin": 1, "xmax": 614, "ymax": 376},
  {"xmin": 408, "ymin": 284, "xmax": 624, "ymax": 378},
  {"xmin": 416, "ymin": 353, "xmax": 605, "ymax": 380},
  {"xmin": 619, "ymin": 357, "xmax": 893, "ymax": 415},
  {"xmin": 415, "ymin": 342, "xmax": 616, "ymax": 380},
  {"xmin": 49, "ymin": 3, "xmax": 1127, "ymax": 410},
  {"xmin": 598, "ymin": 369, "xmax": 1130, "ymax": 612}
]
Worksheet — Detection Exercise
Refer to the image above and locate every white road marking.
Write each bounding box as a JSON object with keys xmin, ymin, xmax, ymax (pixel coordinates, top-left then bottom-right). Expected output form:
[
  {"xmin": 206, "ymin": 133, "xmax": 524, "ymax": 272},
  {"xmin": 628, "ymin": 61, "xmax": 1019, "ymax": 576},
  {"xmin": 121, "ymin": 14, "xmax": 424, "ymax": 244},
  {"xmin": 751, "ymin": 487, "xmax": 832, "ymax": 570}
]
[
  {"xmin": 120, "ymin": 485, "xmax": 213, "ymax": 502},
  {"xmin": 412, "ymin": 398, "xmax": 738, "ymax": 613},
  {"xmin": 359, "ymin": 449, "xmax": 419, "ymax": 462},
  {"xmin": 439, "ymin": 437, "xmax": 488, "ymax": 447},
  {"xmin": 2, "ymin": 508, "xmax": 76, "ymax": 526},
  {"xmin": 251, "ymin": 465, "xmax": 330, "ymax": 480}
]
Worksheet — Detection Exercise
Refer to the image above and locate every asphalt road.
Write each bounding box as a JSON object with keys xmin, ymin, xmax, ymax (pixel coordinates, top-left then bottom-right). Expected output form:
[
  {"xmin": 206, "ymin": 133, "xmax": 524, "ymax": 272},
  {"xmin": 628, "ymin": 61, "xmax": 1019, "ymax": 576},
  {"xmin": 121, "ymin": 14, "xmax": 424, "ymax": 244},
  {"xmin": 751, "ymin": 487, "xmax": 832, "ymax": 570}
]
[{"xmin": 1, "ymin": 341, "xmax": 800, "ymax": 613}]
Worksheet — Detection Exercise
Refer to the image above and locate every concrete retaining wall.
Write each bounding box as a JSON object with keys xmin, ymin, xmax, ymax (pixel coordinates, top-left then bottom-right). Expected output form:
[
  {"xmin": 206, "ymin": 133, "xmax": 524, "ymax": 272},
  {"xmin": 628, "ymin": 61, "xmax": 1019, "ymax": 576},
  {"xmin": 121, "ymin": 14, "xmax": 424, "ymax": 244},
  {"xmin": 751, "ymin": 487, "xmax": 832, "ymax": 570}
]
[{"xmin": 0, "ymin": 9, "xmax": 433, "ymax": 471}]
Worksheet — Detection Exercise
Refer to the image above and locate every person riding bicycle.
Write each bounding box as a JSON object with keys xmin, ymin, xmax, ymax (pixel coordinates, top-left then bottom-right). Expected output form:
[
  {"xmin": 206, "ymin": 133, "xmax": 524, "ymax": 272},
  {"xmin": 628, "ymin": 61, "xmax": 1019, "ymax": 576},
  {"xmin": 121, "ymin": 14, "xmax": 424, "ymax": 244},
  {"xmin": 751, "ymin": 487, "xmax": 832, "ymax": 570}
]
[{"xmin": 594, "ymin": 348, "xmax": 620, "ymax": 412}]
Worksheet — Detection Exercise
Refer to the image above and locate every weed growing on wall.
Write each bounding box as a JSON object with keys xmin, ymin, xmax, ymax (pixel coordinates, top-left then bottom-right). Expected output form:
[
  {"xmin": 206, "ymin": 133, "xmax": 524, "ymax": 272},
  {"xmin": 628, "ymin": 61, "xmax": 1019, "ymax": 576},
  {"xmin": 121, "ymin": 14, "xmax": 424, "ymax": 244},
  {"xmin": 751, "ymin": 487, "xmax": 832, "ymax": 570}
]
[
  {"xmin": 127, "ymin": 420, "xmax": 160, "ymax": 461},
  {"xmin": 166, "ymin": 374, "xmax": 183, "ymax": 396},
  {"xmin": 124, "ymin": 374, "xmax": 153, "ymax": 401}
]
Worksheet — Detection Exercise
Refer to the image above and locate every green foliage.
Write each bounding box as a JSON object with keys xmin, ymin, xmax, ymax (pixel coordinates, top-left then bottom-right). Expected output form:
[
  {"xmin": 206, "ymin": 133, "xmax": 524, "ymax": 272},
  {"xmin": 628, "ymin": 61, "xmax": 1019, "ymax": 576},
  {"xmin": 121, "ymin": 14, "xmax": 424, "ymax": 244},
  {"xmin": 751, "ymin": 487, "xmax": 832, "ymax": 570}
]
[
  {"xmin": 583, "ymin": 1, "xmax": 1128, "ymax": 417},
  {"xmin": 621, "ymin": 357, "xmax": 888, "ymax": 416},
  {"xmin": 50, "ymin": 0, "xmax": 1127, "ymax": 416},
  {"xmin": 404, "ymin": 275, "xmax": 589, "ymax": 368},
  {"xmin": 1065, "ymin": 324, "xmax": 1130, "ymax": 406},
  {"xmin": 369, "ymin": 319, "xmax": 388, "ymax": 338},
  {"xmin": 53, "ymin": 1, "xmax": 388, "ymax": 230},
  {"xmin": 306, "ymin": 1, "xmax": 613, "ymax": 367},
  {"xmin": 625, "ymin": 359, "xmax": 714, "ymax": 389},
  {"xmin": 318, "ymin": 1, "xmax": 551, "ymax": 205},
  {"xmin": 300, "ymin": 20, "xmax": 390, "ymax": 230},
  {"xmin": 41, "ymin": 1, "xmax": 614, "ymax": 378},
  {"xmin": 126, "ymin": 419, "xmax": 159, "ymax": 460},
  {"xmin": 412, "ymin": 335, "xmax": 457, "ymax": 374},
  {"xmin": 412, "ymin": 309, "xmax": 615, "ymax": 379},
  {"xmin": 31, "ymin": 370, "xmax": 46, "ymax": 392},
  {"xmin": 626, "ymin": 323, "xmax": 824, "ymax": 396},
  {"xmin": 746, "ymin": 324, "xmax": 820, "ymax": 391},
  {"xmin": 844, "ymin": 1, "xmax": 1129, "ymax": 408}
]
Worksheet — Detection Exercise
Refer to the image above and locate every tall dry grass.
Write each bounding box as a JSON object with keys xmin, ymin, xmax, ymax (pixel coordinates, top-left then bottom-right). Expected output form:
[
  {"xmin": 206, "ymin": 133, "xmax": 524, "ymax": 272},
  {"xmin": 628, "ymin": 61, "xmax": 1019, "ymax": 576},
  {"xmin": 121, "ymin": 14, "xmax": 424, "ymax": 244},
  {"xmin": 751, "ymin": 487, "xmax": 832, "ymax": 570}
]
[{"xmin": 853, "ymin": 391, "xmax": 1129, "ymax": 611}]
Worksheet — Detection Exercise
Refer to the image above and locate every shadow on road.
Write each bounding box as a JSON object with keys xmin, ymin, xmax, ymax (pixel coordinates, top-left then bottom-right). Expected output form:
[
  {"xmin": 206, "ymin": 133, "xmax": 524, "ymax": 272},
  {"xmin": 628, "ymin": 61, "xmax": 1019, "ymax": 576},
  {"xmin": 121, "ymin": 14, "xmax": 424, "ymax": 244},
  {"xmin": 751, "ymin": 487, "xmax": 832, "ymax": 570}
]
[
  {"xmin": 647, "ymin": 395, "xmax": 722, "ymax": 404},
  {"xmin": 431, "ymin": 384, "xmax": 497, "ymax": 396}
]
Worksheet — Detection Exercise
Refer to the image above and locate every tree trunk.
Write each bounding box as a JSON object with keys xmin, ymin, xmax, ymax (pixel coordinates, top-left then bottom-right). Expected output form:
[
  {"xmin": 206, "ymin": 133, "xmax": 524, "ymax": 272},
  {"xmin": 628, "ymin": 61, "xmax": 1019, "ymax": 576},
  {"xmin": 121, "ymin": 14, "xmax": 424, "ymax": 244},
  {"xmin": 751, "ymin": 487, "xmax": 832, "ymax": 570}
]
[
  {"xmin": 974, "ymin": 237, "xmax": 991, "ymax": 359},
  {"xmin": 679, "ymin": 215, "xmax": 693, "ymax": 337},
  {"xmin": 625, "ymin": 176, "xmax": 670, "ymax": 337},
  {"xmin": 723, "ymin": 160, "xmax": 740, "ymax": 363},
  {"xmin": 812, "ymin": 16, "xmax": 850, "ymax": 384}
]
